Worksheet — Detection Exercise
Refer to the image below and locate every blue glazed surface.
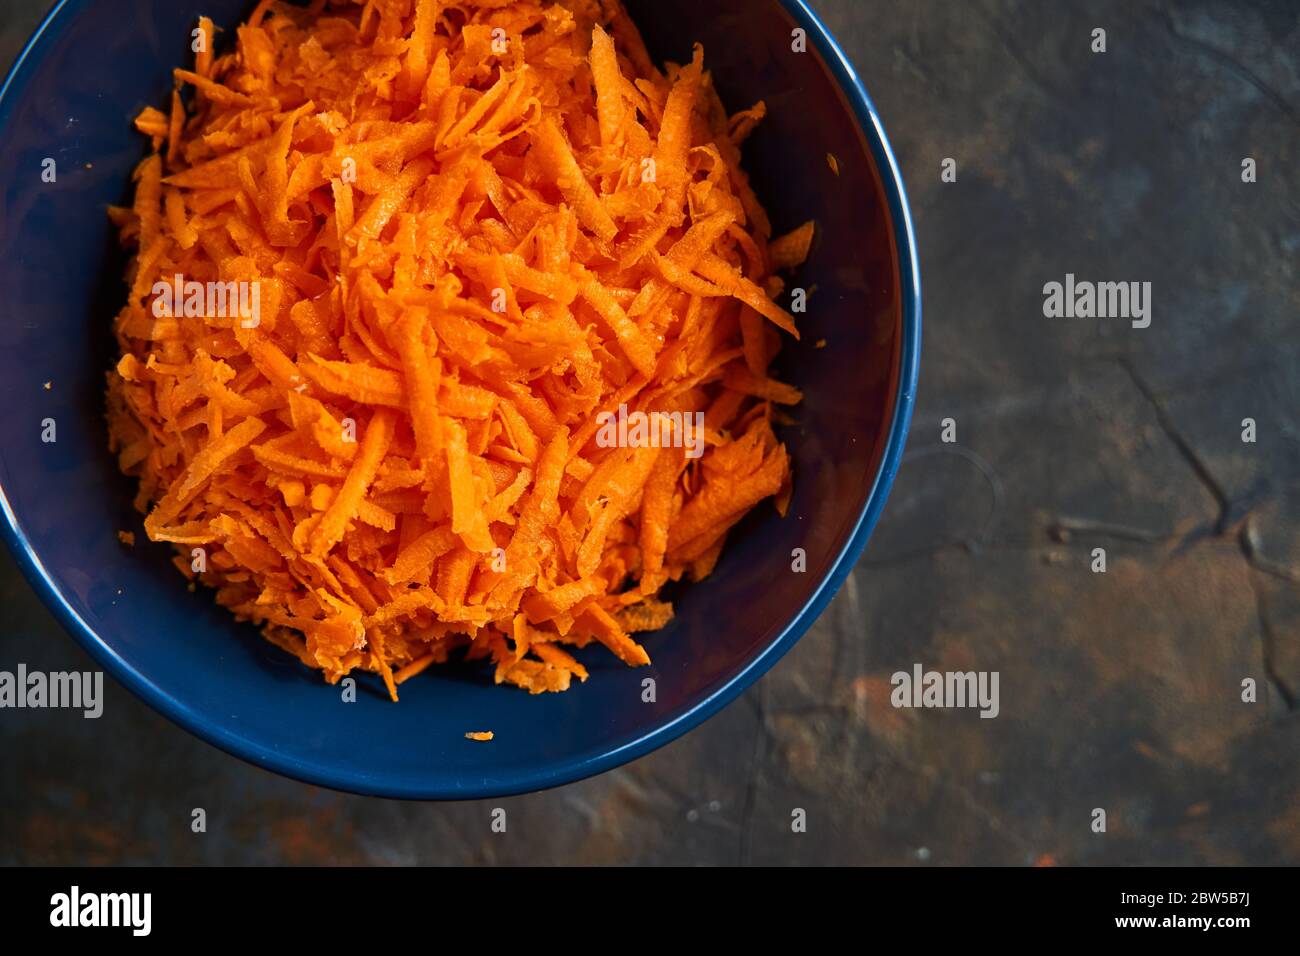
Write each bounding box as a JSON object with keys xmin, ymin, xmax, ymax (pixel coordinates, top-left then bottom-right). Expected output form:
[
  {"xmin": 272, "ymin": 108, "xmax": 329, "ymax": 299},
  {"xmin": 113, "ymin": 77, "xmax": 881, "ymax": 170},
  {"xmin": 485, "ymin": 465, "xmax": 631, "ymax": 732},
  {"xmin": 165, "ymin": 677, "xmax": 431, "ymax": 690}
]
[{"xmin": 0, "ymin": 0, "xmax": 920, "ymax": 799}]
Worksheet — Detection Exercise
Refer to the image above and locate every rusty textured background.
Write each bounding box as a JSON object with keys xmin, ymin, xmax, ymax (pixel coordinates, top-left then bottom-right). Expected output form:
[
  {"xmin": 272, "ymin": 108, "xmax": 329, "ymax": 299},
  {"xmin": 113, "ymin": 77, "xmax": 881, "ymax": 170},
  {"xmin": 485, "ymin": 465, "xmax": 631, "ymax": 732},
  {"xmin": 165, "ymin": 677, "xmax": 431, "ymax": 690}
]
[{"xmin": 1, "ymin": 0, "xmax": 1297, "ymax": 865}]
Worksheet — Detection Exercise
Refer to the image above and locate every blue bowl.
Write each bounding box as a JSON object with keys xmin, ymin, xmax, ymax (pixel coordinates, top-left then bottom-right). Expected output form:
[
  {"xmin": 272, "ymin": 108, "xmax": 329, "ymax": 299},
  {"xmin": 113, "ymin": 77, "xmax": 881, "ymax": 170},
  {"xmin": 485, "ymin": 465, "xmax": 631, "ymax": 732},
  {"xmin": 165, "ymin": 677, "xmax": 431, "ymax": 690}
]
[{"xmin": 0, "ymin": 0, "xmax": 919, "ymax": 798}]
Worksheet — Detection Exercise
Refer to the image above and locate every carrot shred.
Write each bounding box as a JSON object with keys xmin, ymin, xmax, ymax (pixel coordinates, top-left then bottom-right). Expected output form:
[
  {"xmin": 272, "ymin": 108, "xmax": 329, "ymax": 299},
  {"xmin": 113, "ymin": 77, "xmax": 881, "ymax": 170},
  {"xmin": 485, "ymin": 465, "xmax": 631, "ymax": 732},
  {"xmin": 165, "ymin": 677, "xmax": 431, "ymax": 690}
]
[
  {"xmin": 769, "ymin": 221, "xmax": 816, "ymax": 271},
  {"xmin": 309, "ymin": 408, "xmax": 396, "ymax": 556}
]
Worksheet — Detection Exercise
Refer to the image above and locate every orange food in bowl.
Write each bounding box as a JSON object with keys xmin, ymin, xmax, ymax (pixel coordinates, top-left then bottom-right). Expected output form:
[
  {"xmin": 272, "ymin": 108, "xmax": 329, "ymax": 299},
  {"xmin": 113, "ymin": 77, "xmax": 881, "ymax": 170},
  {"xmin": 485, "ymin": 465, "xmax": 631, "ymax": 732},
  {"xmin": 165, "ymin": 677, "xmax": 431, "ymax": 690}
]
[{"xmin": 108, "ymin": 0, "xmax": 809, "ymax": 698}]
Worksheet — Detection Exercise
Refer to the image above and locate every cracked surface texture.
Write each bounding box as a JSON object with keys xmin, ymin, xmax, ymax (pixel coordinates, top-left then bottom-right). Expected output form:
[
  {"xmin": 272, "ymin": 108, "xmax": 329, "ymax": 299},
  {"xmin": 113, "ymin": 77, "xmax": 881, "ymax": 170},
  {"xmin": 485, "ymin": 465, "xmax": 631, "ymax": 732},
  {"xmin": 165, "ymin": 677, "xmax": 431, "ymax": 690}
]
[{"xmin": 1, "ymin": 0, "xmax": 1296, "ymax": 864}]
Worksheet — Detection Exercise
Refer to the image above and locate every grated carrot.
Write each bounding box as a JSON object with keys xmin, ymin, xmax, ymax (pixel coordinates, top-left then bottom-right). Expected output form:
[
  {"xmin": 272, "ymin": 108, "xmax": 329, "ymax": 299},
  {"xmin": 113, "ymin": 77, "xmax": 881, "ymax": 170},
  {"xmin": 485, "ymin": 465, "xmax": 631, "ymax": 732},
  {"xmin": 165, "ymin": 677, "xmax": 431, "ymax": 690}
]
[{"xmin": 107, "ymin": 0, "xmax": 810, "ymax": 700}]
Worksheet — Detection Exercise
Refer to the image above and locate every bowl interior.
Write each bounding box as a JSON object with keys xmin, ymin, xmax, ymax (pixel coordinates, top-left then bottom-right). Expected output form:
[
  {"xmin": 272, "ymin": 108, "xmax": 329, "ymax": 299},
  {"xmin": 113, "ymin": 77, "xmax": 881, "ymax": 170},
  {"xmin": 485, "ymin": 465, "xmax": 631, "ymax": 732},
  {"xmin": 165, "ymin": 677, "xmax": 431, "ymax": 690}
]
[{"xmin": 0, "ymin": 0, "xmax": 909, "ymax": 798}]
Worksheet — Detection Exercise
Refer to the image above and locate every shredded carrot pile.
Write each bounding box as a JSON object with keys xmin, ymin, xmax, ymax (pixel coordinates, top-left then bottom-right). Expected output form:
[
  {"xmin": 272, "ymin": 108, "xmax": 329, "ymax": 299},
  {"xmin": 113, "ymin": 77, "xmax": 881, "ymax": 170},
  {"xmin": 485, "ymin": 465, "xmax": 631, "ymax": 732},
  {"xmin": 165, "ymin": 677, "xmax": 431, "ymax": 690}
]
[{"xmin": 107, "ymin": 0, "xmax": 810, "ymax": 699}]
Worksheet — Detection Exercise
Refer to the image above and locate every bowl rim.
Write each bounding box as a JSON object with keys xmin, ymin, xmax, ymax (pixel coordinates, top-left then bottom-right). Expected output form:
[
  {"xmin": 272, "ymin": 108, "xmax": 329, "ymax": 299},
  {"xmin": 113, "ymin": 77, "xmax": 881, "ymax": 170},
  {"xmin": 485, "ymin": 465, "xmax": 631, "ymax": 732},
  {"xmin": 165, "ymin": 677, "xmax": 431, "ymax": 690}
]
[{"xmin": 0, "ymin": 0, "xmax": 921, "ymax": 800}]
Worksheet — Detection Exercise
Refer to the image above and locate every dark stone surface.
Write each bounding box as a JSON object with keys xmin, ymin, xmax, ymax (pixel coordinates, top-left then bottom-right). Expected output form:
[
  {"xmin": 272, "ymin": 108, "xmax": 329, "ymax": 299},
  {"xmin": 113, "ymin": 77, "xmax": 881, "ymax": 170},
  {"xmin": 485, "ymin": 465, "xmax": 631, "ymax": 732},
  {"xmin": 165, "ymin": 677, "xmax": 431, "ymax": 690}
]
[{"xmin": 0, "ymin": 0, "xmax": 1296, "ymax": 865}]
